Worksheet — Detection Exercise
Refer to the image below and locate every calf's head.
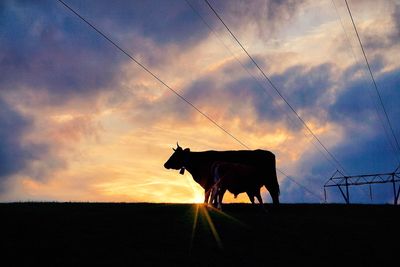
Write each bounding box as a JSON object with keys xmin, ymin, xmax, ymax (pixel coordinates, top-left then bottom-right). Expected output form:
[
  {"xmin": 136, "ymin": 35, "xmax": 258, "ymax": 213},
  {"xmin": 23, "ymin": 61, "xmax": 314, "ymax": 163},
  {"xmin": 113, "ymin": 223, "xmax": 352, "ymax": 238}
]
[{"xmin": 164, "ymin": 143, "xmax": 190, "ymax": 174}]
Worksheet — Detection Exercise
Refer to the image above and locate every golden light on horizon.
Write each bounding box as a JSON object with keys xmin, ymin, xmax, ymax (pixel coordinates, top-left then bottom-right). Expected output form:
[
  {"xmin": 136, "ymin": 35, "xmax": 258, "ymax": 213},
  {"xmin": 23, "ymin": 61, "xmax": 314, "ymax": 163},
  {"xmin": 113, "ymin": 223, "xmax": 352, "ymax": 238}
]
[{"xmin": 1, "ymin": 0, "xmax": 399, "ymax": 204}]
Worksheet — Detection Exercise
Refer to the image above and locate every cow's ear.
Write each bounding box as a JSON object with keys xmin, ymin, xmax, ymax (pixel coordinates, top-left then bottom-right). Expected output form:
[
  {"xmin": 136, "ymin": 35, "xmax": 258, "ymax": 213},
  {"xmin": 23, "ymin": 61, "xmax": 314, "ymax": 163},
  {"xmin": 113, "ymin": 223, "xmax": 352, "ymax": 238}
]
[{"xmin": 184, "ymin": 148, "xmax": 190, "ymax": 152}]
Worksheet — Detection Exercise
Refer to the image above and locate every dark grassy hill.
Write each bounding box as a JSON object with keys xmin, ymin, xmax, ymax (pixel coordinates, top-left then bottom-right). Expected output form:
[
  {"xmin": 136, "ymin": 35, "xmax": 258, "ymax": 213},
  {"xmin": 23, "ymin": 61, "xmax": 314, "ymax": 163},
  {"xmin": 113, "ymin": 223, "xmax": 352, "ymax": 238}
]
[{"xmin": 1, "ymin": 203, "xmax": 398, "ymax": 266}]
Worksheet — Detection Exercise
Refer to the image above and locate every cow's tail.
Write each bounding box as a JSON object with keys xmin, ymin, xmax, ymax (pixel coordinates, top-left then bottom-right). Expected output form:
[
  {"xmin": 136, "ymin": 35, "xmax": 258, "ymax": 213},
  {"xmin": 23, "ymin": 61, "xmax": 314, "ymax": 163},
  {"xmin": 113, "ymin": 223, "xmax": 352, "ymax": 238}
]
[
  {"xmin": 268, "ymin": 153, "xmax": 280, "ymax": 205},
  {"xmin": 276, "ymin": 169, "xmax": 280, "ymax": 196},
  {"xmin": 272, "ymin": 167, "xmax": 280, "ymax": 196}
]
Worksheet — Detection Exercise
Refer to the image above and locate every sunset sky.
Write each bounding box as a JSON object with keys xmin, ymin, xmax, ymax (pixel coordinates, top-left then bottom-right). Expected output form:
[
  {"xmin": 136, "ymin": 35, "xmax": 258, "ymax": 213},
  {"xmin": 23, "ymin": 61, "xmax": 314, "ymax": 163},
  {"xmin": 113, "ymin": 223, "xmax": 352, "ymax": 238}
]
[{"xmin": 1, "ymin": 0, "xmax": 399, "ymax": 204}]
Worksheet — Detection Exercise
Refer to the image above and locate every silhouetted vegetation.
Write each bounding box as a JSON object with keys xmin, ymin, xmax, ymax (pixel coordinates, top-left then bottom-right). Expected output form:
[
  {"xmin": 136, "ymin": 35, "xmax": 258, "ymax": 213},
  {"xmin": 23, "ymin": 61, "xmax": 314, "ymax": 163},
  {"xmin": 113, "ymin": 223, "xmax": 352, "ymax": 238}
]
[{"xmin": 1, "ymin": 203, "xmax": 398, "ymax": 266}]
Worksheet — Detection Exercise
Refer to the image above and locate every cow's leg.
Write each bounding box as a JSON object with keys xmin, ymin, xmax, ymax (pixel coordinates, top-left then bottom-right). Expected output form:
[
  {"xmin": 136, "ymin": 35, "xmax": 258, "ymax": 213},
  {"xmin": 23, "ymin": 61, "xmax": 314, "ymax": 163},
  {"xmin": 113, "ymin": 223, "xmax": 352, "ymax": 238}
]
[
  {"xmin": 211, "ymin": 163, "xmax": 221, "ymax": 207},
  {"xmin": 266, "ymin": 185, "xmax": 280, "ymax": 208},
  {"xmin": 255, "ymin": 191, "xmax": 268, "ymax": 212},
  {"xmin": 271, "ymin": 193, "xmax": 279, "ymax": 206}
]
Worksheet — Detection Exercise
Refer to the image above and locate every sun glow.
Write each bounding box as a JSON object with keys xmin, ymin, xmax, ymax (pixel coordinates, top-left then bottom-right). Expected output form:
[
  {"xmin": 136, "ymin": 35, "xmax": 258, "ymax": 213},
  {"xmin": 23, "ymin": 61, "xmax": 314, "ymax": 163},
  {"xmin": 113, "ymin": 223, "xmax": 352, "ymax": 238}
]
[{"xmin": 184, "ymin": 173, "xmax": 205, "ymax": 203}]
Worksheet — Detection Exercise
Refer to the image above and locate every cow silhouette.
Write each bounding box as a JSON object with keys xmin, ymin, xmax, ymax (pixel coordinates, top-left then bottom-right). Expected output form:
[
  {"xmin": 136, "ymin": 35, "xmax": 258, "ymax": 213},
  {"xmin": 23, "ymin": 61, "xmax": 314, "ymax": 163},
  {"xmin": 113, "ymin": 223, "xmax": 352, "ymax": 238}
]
[{"xmin": 164, "ymin": 143, "xmax": 280, "ymax": 207}]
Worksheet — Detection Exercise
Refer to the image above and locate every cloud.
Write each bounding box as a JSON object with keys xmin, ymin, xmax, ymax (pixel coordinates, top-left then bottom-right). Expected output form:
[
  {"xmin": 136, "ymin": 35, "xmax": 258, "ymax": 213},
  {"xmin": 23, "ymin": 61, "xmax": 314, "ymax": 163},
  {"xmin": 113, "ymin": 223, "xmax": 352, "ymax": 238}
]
[
  {"xmin": 178, "ymin": 61, "xmax": 338, "ymax": 133},
  {"xmin": 329, "ymin": 66, "xmax": 400, "ymax": 133},
  {"xmin": 271, "ymin": 63, "xmax": 336, "ymax": 109},
  {"xmin": 285, "ymin": 66, "xmax": 400, "ymax": 203},
  {"xmin": 329, "ymin": 79, "xmax": 375, "ymax": 125},
  {"xmin": 210, "ymin": 0, "xmax": 307, "ymax": 39},
  {"xmin": 349, "ymin": 0, "xmax": 400, "ymax": 52},
  {"xmin": 0, "ymin": 97, "xmax": 47, "ymax": 182},
  {"xmin": 393, "ymin": 3, "xmax": 400, "ymax": 40},
  {"xmin": 279, "ymin": 177, "xmax": 325, "ymax": 203},
  {"xmin": 66, "ymin": 0, "xmax": 213, "ymax": 45},
  {"xmin": 0, "ymin": 1, "xmax": 127, "ymax": 104}
]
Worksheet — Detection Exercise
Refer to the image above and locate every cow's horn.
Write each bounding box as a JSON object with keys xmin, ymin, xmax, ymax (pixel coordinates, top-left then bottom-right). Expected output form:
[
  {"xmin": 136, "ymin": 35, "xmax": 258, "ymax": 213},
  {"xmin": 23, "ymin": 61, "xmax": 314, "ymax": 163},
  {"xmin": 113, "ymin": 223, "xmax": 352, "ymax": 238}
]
[{"xmin": 176, "ymin": 142, "xmax": 181, "ymax": 149}]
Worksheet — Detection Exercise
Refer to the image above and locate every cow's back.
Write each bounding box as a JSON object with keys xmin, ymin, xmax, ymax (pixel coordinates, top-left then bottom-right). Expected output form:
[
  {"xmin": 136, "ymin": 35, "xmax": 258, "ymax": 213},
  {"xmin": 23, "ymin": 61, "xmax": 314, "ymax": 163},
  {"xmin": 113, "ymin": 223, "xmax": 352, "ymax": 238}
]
[
  {"xmin": 201, "ymin": 149, "xmax": 274, "ymax": 166},
  {"xmin": 192, "ymin": 149, "xmax": 276, "ymax": 189}
]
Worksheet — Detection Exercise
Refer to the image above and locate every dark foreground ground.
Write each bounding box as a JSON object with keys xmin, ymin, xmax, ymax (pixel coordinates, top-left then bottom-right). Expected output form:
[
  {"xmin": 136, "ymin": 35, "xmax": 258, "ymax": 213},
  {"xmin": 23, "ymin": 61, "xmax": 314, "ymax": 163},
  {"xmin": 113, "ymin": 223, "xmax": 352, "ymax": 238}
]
[{"xmin": 1, "ymin": 203, "xmax": 399, "ymax": 266}]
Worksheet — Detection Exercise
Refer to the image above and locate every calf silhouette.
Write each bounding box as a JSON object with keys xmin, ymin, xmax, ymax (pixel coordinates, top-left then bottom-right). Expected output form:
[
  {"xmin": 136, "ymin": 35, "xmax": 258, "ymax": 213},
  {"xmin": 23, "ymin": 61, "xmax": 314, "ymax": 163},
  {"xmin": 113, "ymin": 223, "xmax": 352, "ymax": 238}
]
[{"xmin": 209, "ymin": 162, "xmax": 264, "ymax": 209}]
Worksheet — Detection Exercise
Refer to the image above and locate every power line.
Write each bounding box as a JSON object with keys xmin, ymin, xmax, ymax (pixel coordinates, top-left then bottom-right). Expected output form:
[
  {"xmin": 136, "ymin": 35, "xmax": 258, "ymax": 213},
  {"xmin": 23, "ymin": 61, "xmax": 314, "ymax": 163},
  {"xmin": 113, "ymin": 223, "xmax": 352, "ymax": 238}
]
[
  {"xmin": 330, "ymin": 0, "xmax": 360, "ymax": 62},
  {"xmin": 58, "ymin": 0, "xmax": 323, "ymax": 201},
  {"xmin": 57, "ymin": 0, "xmax": 248, "ymax": 149},
  {"xmin": 204, "ymin": 0, "xmax": 348, "ymax": 175},
  {"xmin": 186, "ymin": 0, "xmax": 334, "ymax": 199},
  {"xmin": 185, "ymin": 0, "xmax": 338, "ymax": 171},
  {"xmin": 344, "ymin": 0, "xmax": 400, "ymax": 156},
  {"xmin": 278, "ymin": 169, "xmax": 325, "ymax": 202},
  {"xmin": 330, "ymin": 0, "xmax": 400, "ymax": 165},
  {"xmin": 313, "ymin": 0, "xmax": 400, "ymax": 201}
]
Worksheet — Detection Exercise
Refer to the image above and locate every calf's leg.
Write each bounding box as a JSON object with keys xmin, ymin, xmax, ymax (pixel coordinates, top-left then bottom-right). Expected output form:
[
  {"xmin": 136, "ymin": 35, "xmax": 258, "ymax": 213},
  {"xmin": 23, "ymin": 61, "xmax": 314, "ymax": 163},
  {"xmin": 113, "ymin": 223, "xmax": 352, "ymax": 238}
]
[
  {"xmin": 217, "ymin": 188, "xmax": 226, "ymax": 210},
  {"xmin": 255, "ymin": 192, "xmax": 263, "ymax": 205},
  {"xmin": 247, "ymin": 193, "xmax": 255, "ymax": 204},
  {"xmin": 204, "ymin": 189, "xmax": 211, "ymax": 204}
]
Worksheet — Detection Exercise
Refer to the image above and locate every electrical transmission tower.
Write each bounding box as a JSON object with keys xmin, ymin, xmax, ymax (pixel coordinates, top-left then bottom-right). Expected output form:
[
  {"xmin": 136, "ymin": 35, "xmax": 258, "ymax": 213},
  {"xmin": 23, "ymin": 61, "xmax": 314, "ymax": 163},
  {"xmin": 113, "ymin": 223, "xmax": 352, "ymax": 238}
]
[{"xmin": 324, "ymin": 167, "xmax": 400, "ymax": 204}]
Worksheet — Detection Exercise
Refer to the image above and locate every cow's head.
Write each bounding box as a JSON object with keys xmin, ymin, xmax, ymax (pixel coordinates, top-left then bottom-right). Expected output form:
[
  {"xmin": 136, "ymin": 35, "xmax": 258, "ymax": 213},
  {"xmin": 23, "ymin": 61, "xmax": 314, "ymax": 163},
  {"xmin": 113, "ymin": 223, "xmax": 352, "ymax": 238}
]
[{"xmin": 164, "ymin": 143, "xmax": 190, "ymax": 174}]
